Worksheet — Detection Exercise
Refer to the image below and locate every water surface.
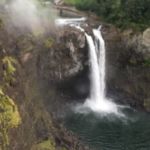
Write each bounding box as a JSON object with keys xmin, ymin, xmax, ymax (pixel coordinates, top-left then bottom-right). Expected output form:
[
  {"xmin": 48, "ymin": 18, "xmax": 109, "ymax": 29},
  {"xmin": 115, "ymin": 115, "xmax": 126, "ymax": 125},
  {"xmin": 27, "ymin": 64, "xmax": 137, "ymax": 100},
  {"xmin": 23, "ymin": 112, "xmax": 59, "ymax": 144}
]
[{"xmin": 64, "ymin": 108, "xmax": 150, "ymax": 150}]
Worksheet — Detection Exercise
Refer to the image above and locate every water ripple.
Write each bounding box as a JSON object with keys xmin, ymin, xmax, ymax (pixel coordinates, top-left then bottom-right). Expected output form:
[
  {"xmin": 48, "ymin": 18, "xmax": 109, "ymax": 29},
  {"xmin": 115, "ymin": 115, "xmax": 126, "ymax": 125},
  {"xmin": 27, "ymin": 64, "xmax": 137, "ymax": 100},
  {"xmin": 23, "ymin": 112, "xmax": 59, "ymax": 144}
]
[{"xmin": 64, "ymin": 109, "xmax": 150, "ymax": 150}]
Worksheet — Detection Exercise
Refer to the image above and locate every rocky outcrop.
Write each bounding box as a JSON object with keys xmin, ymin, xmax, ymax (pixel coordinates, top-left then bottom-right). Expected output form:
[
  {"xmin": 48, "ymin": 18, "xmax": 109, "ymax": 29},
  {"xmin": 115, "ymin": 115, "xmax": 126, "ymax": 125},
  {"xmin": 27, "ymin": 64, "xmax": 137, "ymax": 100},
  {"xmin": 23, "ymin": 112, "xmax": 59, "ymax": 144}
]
[
  {"xmin": 0, "ymin": 10, "xmax": 89, "ymax": 149},
  {"xmin": 42, "ymin": 23, "xmax": 150, "ymax": 112},
  {"xmin": 35, "ymin": 22, "xmax": 150, "ymax": 112},
  {"xmin": 37, "ymin": 27, "xmax": 87, "ymax": 82},
  {"xmin": 104, "ymin": 26, "xmax": 150, "ymax": 111},
  {"xmin": 0, "ymin": 3, "xmax": 150, "ymax": 149},
  {"xmin": 46, "ymin": 23, "xmax": 150, "ymax": 112},
  {"xmin": 121, "ymin": 28, "xmax": 150, "ymax": 60},
  {"xmin": 143, "ymin": 28, "xmax": 150, "ymax": 48}
]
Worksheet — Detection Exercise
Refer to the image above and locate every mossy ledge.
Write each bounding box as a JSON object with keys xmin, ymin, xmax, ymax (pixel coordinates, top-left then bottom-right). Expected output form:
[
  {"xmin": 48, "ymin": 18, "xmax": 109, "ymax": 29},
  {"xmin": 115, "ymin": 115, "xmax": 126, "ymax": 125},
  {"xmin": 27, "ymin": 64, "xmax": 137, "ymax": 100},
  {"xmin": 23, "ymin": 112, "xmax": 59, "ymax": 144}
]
[{"xmin": 0, "ymin": 88, "xmax": 21, "ymax": 150}]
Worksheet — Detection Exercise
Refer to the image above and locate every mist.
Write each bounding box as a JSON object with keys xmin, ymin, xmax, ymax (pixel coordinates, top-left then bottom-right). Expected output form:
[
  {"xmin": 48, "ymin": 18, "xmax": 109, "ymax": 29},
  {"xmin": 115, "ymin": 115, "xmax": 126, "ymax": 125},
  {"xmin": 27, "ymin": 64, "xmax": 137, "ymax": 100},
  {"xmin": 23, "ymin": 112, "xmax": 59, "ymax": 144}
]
[{"xmin": 4, "ymin": 0, "xmax": 57, "ymax": 34}]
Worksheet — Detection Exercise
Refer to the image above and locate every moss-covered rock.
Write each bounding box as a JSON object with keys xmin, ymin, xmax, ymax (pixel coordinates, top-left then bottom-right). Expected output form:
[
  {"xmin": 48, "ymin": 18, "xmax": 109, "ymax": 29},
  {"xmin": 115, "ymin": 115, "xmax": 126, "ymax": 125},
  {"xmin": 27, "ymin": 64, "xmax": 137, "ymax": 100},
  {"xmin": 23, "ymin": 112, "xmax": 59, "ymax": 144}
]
[
  {"xmin": 0, "ymin": 88, "xmax": 21, "ymax": 149},
  {"xmin": 44, "ymin": 37, "xmax": 54, "ymax": 49},
  {"xmin": 31, "ymin": 139, "xmax": 56, "ymax": 150},
  {"xmin": 2, "ymin": 56, "xmax": 17, "ymax": 85},
  {"xmin": 2, "ymin": 56, "xmax": 17, "ymax": 75},
  {"xmin": 0, "ymin": 88, "xmax": 21, "ymax": 127}
]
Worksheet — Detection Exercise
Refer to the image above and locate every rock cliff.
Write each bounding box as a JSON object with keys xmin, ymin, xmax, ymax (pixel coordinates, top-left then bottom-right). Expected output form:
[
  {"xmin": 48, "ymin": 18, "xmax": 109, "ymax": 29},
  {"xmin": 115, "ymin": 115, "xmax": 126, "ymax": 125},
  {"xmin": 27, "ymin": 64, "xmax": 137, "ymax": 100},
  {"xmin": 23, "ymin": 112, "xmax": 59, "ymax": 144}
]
[{"xmin": 0, "ymin": 2, "xmax": 150, "ymax": 149}]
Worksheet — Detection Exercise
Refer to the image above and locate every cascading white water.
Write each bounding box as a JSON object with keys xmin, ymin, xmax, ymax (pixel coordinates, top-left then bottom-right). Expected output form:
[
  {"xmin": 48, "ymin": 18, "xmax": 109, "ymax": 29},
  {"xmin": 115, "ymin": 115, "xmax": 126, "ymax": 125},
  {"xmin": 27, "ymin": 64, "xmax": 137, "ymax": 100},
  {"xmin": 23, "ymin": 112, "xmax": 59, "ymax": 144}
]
[
  {"xmin": 55, "ymin": 18, "xmax": 120, "ymax": 115},
  {"xmin": 85, "ymin": 33, "xmax": 101, "ymax": 102},
  {"xmin": 55, "ymin": 17, "xmax": 86, "ymax": 26},
  {"xmin": 93, "ymin": 29, "xmax": 106, "ymax": 99},
  {"xmin": 84, "ymin": 28, "xmax": 119, "ymax": 114}
]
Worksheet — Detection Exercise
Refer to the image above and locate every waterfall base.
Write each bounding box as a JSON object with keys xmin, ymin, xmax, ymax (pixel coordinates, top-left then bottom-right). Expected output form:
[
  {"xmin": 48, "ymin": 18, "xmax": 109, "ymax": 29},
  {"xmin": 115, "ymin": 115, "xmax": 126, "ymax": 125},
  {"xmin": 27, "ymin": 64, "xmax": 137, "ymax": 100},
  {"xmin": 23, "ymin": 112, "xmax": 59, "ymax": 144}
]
[
  {"xmin": 64, "ymin": 108, "xmax": 150, "ymax": 150},
  {"xmin": 74, "ymin": 98, "xmax": 124, "ymax": 117},
  {"xmin": 84, "ymin": 98, "xmax": 119, "ymax": 114}
]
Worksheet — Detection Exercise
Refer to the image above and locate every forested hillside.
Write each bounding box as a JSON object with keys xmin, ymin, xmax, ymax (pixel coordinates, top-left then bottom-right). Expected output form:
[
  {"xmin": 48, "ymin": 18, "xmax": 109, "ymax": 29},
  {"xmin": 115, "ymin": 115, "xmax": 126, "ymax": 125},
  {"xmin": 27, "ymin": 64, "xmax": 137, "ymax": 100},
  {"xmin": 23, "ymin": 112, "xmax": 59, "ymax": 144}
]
[{"xmin": 65, "ymin": 0, "xmax": 150, "ymax": 30}]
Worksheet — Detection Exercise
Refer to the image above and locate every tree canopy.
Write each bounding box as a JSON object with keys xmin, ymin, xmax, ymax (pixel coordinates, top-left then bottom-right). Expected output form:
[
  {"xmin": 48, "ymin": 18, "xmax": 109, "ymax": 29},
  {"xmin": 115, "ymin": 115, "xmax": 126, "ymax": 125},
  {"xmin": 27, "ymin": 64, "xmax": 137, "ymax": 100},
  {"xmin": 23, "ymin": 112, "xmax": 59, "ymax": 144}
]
[{"xmin": 65, "ymin": 0, "xmax": 150, "ymax": 30}]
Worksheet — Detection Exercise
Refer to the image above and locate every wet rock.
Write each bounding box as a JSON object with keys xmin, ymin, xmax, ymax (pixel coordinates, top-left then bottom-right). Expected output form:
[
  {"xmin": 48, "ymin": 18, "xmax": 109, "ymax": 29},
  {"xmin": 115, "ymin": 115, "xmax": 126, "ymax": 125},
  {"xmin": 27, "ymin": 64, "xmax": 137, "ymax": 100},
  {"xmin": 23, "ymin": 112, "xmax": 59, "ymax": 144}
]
[
  {"xmin": 144, "ymin": 98, "xmax": 150, "ymax": 112},
  {"xmin": 122, "ymin": 28, "xmax": 150, "ymax": 60},
  {"xmin": 104, "ymin": 25, "xmax": 150, "ymax": 111},
  {"xmin": 38, "ymin": 27, "xmax": 87, "ymax": 81},
  {"xmin": 143, "ymin": 28, "xmax": 150, "ymax": 47}
]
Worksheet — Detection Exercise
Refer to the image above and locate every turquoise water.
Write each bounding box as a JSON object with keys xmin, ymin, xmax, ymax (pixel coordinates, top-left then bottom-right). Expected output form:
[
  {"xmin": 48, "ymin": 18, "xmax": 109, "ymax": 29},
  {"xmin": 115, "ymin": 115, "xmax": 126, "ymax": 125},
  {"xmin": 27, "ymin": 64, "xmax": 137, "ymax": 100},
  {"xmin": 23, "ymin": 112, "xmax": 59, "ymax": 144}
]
[{"xmin": 64, "ymin": 108, "xmax": 150, "ymax": 150}]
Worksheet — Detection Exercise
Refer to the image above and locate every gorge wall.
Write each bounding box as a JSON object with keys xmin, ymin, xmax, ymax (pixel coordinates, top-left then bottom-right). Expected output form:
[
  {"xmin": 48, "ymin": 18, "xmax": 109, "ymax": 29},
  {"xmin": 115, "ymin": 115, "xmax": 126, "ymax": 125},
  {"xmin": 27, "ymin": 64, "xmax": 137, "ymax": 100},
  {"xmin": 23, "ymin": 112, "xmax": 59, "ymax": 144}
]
[
  {"xmin": 33, "ymin": 21, "xmax": 150, "ymax": 112},
  {"xmin": 0, "ymin": 9, "xmax": 89, "ymax": 149},
  {"xmin": 104, "ymin": 26, "xmax": 150, "ymax": 111},
  {"xmin": 35, "ymin": 22, "xmax": 150, "ymax": 112},
  {"xmin": 0, "ymin": 2, "xmax": 150, "ymax": 149}
]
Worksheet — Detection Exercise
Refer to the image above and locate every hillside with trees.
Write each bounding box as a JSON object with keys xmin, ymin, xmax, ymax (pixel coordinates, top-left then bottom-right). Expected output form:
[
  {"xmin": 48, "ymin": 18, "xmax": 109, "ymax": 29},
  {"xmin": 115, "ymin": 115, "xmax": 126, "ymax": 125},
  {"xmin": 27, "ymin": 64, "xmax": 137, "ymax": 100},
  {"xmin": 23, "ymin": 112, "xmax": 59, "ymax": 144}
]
[{"xmin": 65, "ymin": 0, "xmax": 150, "ymax": 30}]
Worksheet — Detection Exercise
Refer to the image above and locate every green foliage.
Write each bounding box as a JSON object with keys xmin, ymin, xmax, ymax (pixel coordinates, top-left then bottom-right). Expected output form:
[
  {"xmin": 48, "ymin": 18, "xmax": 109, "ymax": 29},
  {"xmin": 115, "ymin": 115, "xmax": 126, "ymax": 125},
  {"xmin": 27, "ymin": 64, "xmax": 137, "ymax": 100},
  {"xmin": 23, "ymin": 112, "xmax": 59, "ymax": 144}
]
[
  {"xmin": 2, "ymin": 56, "xmax": 17, "ymax": 85},
  {"xmin": 31, "ymin": 139, "xmax": 56, "ymax": 150},
  {"xmin": 143, "ymin": 59, "xmax": 150, "ymax": 67},
  {"xmin": 0, "ymin": 88, "xmax": 21, "ymax": 150},
  {"xmin": 65, "ymin": 0, "xmax": 150, "ymax": 30},
  {"xmin": 44, "ymin": 37, "xmax": 54, "ymax": 49},
  {"xmin": 2, "ymin": 57, "xmax": 17, "ymax": 75},
  {"xmin": 0, "ymin": 89, "xmax": 21, "ymax": 128},
  {"xmin": 65, "ymin": 0, "xmax": 99, "ymax": 12},
  {"xmin": 64, "ymin": 0, "xmax": 76, "ymax": 5}
]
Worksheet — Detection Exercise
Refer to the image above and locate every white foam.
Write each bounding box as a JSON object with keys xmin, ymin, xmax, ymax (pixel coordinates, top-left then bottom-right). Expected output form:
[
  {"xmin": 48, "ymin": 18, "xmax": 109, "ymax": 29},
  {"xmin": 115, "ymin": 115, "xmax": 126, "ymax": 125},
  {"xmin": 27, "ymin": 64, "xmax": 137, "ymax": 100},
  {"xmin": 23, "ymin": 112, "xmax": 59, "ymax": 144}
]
[
  {"xmin": 83, "ymin": 29, "xmax": 119, "ymax": 115},
  {"xmin": 55, "ymin": 17, "xmax": 86, "ymax": 26}
]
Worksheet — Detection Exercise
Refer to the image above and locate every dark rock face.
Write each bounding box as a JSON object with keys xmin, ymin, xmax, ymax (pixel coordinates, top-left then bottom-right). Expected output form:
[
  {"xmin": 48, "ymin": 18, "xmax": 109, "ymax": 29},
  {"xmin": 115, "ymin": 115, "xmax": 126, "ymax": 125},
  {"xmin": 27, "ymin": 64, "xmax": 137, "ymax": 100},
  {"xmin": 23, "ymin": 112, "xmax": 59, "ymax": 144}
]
[
  {"xmin": 37, "ymin": 27, "xmax": 87, "ymax": 81},
  {"xmin": 35, "ymin": 27, "xmax": 90, "ymax": 104},
  {"xmin": 1, "ymin": 5, "xmax": 150, "ymax": 148},
  {"xmin": 104, "ymin": 27, "xmax": 150, "ymax": 111},
  {"xmin": 0, "ymin": 13, "xmax": 90, "ymax": 148},
  {"xmin": 44, "ymin": 25, "xmax": 150, "ymax": 112}
]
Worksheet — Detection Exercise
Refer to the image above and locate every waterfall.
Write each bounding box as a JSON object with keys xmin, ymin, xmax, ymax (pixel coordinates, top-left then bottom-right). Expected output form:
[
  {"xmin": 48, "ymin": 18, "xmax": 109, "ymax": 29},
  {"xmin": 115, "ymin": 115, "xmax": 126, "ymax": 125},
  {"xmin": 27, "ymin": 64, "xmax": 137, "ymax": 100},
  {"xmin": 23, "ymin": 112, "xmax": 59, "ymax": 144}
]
[
  {"xmin": 93, "ymin": 29, "xmax": 106, "ymax": 99},
  {"xmin": 55, "ymin": 18, "xmax": 120, "ymax": 115},
  {"xmin": 84, "ymin": 28, "xmax": 119, "ymax": 114},
  {"xmin": 55, "ymin": 17, "xmax": 86, "ymax": 26},
  {"xmin": 85, "ymin": 33, "xmax": 101, "ymax": 102}
]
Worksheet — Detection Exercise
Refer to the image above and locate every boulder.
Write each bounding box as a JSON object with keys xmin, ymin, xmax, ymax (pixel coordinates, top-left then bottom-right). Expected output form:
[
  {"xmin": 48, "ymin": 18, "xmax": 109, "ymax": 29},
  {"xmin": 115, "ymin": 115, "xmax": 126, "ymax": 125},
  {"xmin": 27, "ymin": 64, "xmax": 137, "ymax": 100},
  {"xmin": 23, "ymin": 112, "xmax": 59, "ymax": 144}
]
[{"xmin": 143, "ymin": 28, "xmax": 150, "ymax": 47}]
